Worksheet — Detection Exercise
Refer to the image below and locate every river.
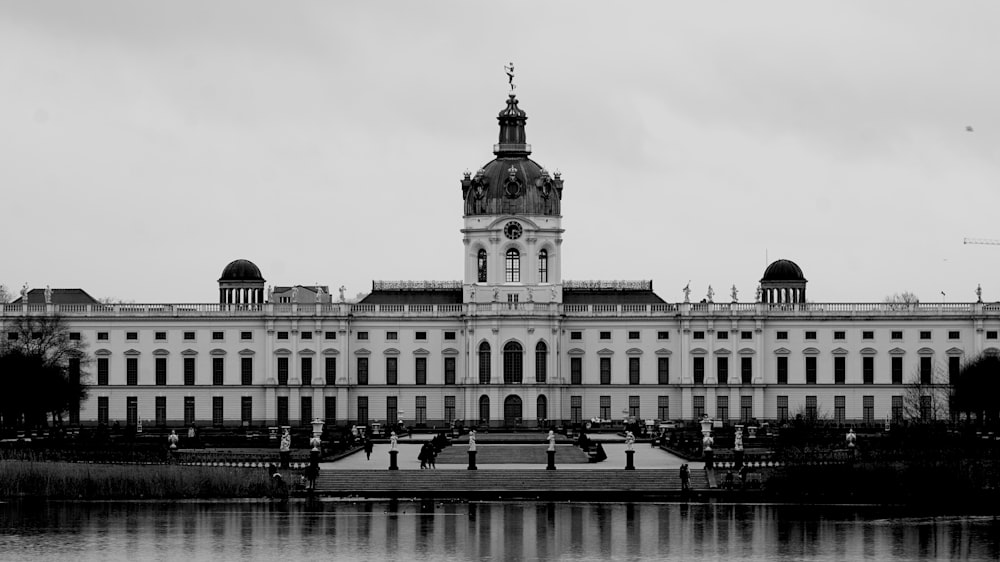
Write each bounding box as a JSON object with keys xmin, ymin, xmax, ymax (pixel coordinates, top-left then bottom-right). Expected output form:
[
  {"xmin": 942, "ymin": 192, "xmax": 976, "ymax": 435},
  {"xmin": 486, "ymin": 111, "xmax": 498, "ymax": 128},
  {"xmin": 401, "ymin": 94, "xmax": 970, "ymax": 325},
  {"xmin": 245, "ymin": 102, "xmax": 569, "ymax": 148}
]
[{"xmin": 1, "ymin": 500, "xmax": 997, "ymax": 561}]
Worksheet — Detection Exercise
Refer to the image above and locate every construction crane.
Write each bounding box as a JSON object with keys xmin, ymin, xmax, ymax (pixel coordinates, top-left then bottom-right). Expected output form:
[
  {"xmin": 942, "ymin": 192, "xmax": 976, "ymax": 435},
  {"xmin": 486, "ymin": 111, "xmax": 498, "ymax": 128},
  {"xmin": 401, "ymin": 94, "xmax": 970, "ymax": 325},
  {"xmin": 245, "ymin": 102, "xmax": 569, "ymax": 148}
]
[{"xmin": 963, "ymin": 238, "xmax": 1000, "ymax": 246}]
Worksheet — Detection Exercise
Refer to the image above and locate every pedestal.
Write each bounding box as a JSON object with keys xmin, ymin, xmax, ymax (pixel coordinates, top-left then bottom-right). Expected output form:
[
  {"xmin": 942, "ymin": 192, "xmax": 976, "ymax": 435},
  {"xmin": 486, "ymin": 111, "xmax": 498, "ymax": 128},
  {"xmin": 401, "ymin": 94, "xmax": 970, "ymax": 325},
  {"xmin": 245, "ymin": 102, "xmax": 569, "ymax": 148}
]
[
  {"xmin": 546, "ymin": 449, "xmax": 556, "ymax": 470},
  {"xmin": 389, "ymin": 450, "xmax": 399, "ymax": 470},
  {"xmin": 625, "ymin": 449, "xmax": 635, "ymax": 470},
  {"xmin": 468, "ymin": 450, "xmax": 477, "ymax": 470}
]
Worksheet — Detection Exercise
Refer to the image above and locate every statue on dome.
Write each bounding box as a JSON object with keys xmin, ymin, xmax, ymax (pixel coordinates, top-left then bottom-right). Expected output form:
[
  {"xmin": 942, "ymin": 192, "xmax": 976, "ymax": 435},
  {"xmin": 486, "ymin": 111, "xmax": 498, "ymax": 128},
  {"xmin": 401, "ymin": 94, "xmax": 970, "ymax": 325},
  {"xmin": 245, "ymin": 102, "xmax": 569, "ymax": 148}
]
[
  {"xmin": 976, "ymin": 284, "xmax": 983, "ymax": 303},
  {"xmin": 682, "ymin": 282, "xmax": 691, "ymax": 303},
  {"xmin": 504, "ymin": 62, "xmax": 515, "ymax": 91},
  {"xmin": 706, "ymin": 285, "xmax": 714, "ymax": 303},
  {"xmin": 731, "ymin": 285, "xmax": 739, "ymax": 302},
  {"xmin": 339, "ymin": 285, "xmax": 346, "ymax": 302}
]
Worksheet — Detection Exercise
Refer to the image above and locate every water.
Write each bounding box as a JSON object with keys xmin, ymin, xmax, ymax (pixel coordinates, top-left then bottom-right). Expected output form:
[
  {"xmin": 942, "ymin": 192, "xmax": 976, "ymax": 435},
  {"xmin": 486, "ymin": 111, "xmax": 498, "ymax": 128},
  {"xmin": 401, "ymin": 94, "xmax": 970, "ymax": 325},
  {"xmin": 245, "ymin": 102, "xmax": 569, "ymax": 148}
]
[{"xmin": 1, "ymin": 500, "xmax": 997, "ymax": 561}]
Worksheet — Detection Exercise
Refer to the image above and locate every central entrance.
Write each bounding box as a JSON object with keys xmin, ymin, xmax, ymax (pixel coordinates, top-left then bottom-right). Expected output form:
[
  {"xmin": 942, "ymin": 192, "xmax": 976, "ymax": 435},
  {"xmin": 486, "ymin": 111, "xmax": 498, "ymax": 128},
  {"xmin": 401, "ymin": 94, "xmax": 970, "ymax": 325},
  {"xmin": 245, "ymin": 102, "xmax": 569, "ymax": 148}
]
[{"xmin": 504, "ymin": 395, "xmax": 523, "ymax": 427}]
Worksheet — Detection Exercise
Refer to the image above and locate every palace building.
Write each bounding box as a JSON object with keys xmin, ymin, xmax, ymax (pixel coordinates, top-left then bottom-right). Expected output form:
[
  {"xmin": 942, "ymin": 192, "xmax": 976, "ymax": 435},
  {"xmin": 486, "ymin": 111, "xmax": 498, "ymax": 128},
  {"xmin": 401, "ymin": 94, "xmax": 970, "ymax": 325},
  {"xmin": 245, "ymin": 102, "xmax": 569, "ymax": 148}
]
[{"xmin": 4, "ymin": 91, "xmax": 999, "ymax": 431}]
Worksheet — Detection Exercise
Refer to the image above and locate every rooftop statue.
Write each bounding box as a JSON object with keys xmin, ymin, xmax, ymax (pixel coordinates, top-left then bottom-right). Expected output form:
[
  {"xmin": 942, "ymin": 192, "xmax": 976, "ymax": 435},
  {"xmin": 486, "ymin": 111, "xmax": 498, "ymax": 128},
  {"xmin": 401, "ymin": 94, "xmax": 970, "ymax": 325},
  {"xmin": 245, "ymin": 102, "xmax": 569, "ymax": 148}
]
[{"xmin": 504, "ymin": 62, "xmax": 515, "ymax": 91}]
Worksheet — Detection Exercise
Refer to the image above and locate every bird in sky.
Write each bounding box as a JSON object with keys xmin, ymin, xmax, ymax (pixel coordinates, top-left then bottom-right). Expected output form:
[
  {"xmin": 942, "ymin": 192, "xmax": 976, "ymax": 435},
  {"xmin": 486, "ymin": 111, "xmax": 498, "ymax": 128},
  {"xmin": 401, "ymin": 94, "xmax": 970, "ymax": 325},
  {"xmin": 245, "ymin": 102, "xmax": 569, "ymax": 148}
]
[{"xmin": 966, "ymin": 125, "xmax": 974, "ymax": 132}]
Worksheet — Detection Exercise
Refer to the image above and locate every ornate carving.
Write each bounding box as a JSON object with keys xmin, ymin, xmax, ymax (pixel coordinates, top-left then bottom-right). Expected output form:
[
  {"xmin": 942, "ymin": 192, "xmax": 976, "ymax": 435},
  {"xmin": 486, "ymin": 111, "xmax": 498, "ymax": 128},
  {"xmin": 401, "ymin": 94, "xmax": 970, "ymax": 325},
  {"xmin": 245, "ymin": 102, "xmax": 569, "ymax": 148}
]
[
  {"xmin": 564, "ymin": 280, "xmax": 652, "ymax": 291},
  {"xmin": 372, "ymin": 281, "xmax": 462, "ymax": 291},
  {"xmin": 504, "ymin": 165, "xmax": 522, "ymax": 198}
]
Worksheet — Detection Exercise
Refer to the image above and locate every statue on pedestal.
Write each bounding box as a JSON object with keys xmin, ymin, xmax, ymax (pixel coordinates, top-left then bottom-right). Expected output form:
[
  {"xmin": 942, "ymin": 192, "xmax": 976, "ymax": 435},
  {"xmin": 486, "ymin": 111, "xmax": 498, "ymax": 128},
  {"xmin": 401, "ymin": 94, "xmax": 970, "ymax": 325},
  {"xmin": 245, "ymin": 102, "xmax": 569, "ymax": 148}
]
[
  {"xmin": 314, "ymin": 285, "xmax": 324, "ymax": 302},
  {"xmin": 682, "ymin": 282, "xmax": 691, "ymax": 303},
  {"xmin": 731, "ymin": 285, "xmax": 739, "ymax": 302},
  {"xmin": 339, "ymin": 285, "xmax": 346, "ymax": 302},
  {"xmin": 390, "ymin": 431, "xmax": 398, "ymax": 451},
  {"xmin": 20, "ymin": 283, "xmax": 28, "ymax": 301},
  {"xmin": 468, "ymin": 430, "xmax": 477, "ymax": 452},
  {"xmin": 167, "ymin": 430, "xmax": 179, "ymax": 450},
  {"xmin": 547, "ymin": 430, "xmax": 556, "ymax": 451},
  {"xmin": 44, "ymin": 285, "xmax": 52, "ymax": 304},
  {"xmin": 706, "ymin": 285, "xmax": 714, "ymax": 303},
  {"xmin": 625, "ymin": 430, "xmax": 635, "ymax": 451}
]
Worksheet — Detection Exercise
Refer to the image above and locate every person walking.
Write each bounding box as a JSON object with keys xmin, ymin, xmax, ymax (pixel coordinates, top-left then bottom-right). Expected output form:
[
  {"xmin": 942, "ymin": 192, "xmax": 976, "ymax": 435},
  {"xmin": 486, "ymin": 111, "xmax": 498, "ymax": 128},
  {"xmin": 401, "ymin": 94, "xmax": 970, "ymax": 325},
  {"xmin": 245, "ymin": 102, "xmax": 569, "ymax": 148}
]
[
  {"xmin": 364, "ymin": 438, "xmax": 374, "ymax": 460},
  {"xmin": 680, "ymin": 463, "xmax": 690, "ymax": 492}
]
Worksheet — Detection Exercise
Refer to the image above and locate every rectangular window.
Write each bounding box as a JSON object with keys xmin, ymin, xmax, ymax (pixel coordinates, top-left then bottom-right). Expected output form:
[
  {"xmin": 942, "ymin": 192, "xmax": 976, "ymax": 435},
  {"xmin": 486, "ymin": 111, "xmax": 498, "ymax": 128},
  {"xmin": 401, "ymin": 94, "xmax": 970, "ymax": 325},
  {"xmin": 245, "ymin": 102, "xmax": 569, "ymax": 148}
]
[
  {"xmin": 386, "ymin": 396, "xmax": 397, "ymax": 425},
  {"xmin": 716, "ymin": 395, "xmax": 728, "ymax": 422},
  {"xmin": 571, "ymin": 357, "xmax": 582, "ymax": 385},
  {"xmin": 357, "ymin": 332, "xmax": 368, "ymax": 341},
  {"xmin": 184, "ymin": 396, "xmax": 195, "ymax": 426},
  {"xmin": 805, "ymin": 396, "xmax": 817, "ymax": 420},
  {"xmin": 241, "ymin": 357, "xmax": 253, "ymax": 385},
  {"xmin": 741, "ymin": 331, "xmax": 753, "ymax": 340},
  {"xmin": 415, "ymin": 331, "xmax": 427, "ymax": 341},
  {"xmin": 276, "ymin": 396, "xmax": 288, "ymax": 426},
  {"xmin": 891, "ymin": 395, "xmax": 903, "ymax": 421},
  {"xmin": 325, "ymin": 357, "xmax": 337, "ymax": 385},
  {"xmin": 386, "ymin": 357, "xmax": 398, "ymax": 385},
  {"xmin": 212, "ymin": 331, "xmax": 224, "ymax": 341},
  {"xmin": 126, "ymin": 332, "xmax": 138, "ymax": 341},
  {"xmin": 834, "ymin": 356, "xmax": 846, "ymax": 384},
  {"xmin": 98, "ymin": 358, "xmax": 109, "ymax": 386},
  {"xmin": 277, "ymin": 331, "xmax": 289, "ymax": 340},
  {"xmin": 891, "ymin": 356, "xmax": 903, "ymax": 384},
  {"xmin": 693, "ymin": 331, "xmax": 705, "ymax": 340},
  {"xmin": 600, "ymin": 357, "xmax": 611, "ymax": 385},
  {"xmin": 127, "ymin": 357, "xmax": 138, "ymax": 386},
  {"xmin": 776, "ymin": 331, "xmax": 788, "ymax": 340},
  {"xmin": 949, "ymin": 356, "xmax": 960, "ymax": 385},
  {"xmin": 741, "ymin": 357, "xmax": 752, "ymax": 384},
  {"xmin": 657, "ymin": 357, "xmax": 669, "ymax": 384},
  {"xmin": 357, "ymin": 357, "xmax": 369, "ymax": 385},
  {"xmin": 535, "ymin": 346, "xmax": 547, "ymax": 383},
  {"xmin": 242, "ymin": 396, "xmax": 253, "ymax": 426},
  {"xmin": 444, "ymin": 331, "xmax": 456, "ymax": 340},
  {"xmin": 599, "ymin": 396, "xmax": 611, "ymax": 420},
  {"xmin": 183, "ymin": 332, "xmax": 195, "ymax": 341},
  {"xmin": 948, "ymin": 331, "xmax": 960, "ymax": 340},
  {"xmin": 97, "ymin": 396, "xmax": 109, "ymax": 425},
  {"xmin": 657, "ymin": 331, "xmax": 670, "ymax": 340},
  {"xmin": 805, "ymin": 331, "xmax": 816, "ymax": 340},
  {"xmin": 301, "ymin": 357, "xmax": 313, "ymax": 386},
  {"xmin": 777, "ymin": 396, "xmax": 788, "ymax": 422},
  {"xmin": 862, "ymin": 331, "xmax": 874, "ymax": 340},
  {"xmin": 445, "ymin": 396, "xmax": 456, "ymax": 422},
  {"xmin": 444, "ymin": 357, "xmax": 456, "ymax": 385},
  {"xmin": 155, "ymin": 396, "xmax": 166, "ymax": 426},
  {"xmin": 415, "ymin": 396, "xmax": 427, "ymax": 425},
  {"xmin": 324, "ymin": 396, "xmax": 336, "ymax": 427},
  {"xmin": 184, "ymin": 357, "xmax": 195, "ymax": 386},
  {"xmin": 657, "ymin": 396, "xmax": 669, "ymax": 420},
  {"xmin": 740, "ymin": 395, "xmax": 753, "ymax": 423},
  {"xmin": 891, "ymin": 331, "xmax": 903, "ymax": 340},
  {"xmin": 717, "ymin": 331, "xmax": 728, "ymax": 340},
  {"xmin": 920, "ymin": 356, "xmax": 932, "ymax": 384},
  {"xmin": 213, "ymin": 357, "xmax": 224, "ymax": 386},
  {"xmin": 628, "ymin": 331, "xmax": 640, "ymax": 340},
  {"xmin": 834, "ymin": 396, "xmax": 845, "ymax": 423},
  {"xmin": 357, "ymin": 396, "xmax": 368, "ymax": 425},
  {"xmin": 628, "ymin": 395, "xmax": 640, "ymax": 418},
  {"xmin": 777, "ymin": 356, "xmax": 788, "ymax": 384},
  {"xmin": 628, "ymin": 357, "xmax": 640, "ymax": 385},
  {"xmin": 241, "ymin": 331, "xmax": 253, "ymax": 341},
  {"xmin": 863, "ymin": 356, "xmax": 874, "ymax": 384},
  {"xmin": 97, "ymin": 332, "xmax": 109, "ymax": 341},
  {"xmin": 693, "ymin": 396, "xmax": 705, "ymax": 419},
  {"xmin": 213, "ymin": 396, "xmax": 224, "ymax": 427},
  {"xmin": 863, "ymin": 395, "xmax": 874, "ymax": 424},
  {"xmin": 301, "ymin": 331, "xmax": 312, "ymax": 340},
  {"xmin": 301, "ymin": 396, "xmax": 312, "ymax": 426},
  {"xmin": 155, "ymin": 357, "xmax": 167, "ymax": 386},
  {"xmin": 570, "ymin": 396, "xmax": 582, "ymax": 424},
  {"xmin": 693, "ymin": 357, "xmax": 705, "ymax": 384},
  {"xmin": 805, "ymin": 356, "xmax": 817, "ymax": 384},
  {"xmin": 920, "ymin": 331, "xmax": 932, "ymax": 340},
  {"xmin": 6, "ymin": 332, "xmax": 17, "ymax": 341},
  {"xmin": 386, "ymin": 331, "xmax": 398, "ymax": 341},
  {"xmin": 570, "ymin": 331, "xmax": 582, "ymax": 340},
  {"xmin": 324, "ymin": 331, "xmax": 337, "ymax": 340},
  {"xmin": 717, "ymin": 357, "xmax": 729, "ymax": 384},
  {"xmin": 599, "ymin": 331, "xmax": 611, "ymax": 340},
  {"xmin": 920, "ymin": 395, "xmax": 932, "ymax": 421},
  {"xmin": 154, "ymin": 332, "xmax": 166, "ymax": 341},
  {"xmin": 126, "ymin": 396, "xmax": 138, "ymax": 427},
  {"xmin": 278, "ymin": 357, "xmax": 289, "ymax": 385},
  {"xmin": 834, "ymin": 331, "xmax": 846, "ymax": 340},
  {"xmin": 415, "ymin": 357, "xmax": 427, "ymax": 385},
  {"xmin": 987, "ymin": 331, "xmax": 998, "ymax": 340}
]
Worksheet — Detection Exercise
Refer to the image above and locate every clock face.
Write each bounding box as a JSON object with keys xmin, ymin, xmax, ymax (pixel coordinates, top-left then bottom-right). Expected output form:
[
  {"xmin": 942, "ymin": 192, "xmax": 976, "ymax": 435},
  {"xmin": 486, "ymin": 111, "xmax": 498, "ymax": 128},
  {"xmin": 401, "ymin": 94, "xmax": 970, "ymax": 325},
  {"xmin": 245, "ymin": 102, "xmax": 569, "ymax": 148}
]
[{"xmin": 504, "ymin": 221, "xmax": 523, "ymax": 240}]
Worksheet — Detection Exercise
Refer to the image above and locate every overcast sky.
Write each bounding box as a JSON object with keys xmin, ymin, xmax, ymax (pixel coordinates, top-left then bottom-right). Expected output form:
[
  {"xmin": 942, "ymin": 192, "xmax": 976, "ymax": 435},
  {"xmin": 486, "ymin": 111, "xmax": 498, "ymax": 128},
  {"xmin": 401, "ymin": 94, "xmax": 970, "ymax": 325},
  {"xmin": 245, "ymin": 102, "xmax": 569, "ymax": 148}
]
[{"xmin": 2, "ymin": 2, "xmax": 998, "ymax": 304}]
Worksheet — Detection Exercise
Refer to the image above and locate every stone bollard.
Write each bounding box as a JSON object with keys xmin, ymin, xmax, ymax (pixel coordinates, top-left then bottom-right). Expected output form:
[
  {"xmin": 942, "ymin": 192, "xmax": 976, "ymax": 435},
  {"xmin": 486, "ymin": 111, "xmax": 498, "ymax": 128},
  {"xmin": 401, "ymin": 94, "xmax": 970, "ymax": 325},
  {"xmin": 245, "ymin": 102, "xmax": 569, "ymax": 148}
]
[
  {"xmin": 546, "ymin": 449, "xmax": 556, "ymax": 470},
  {"xmin": 389, "ymin": 449, "xmax": 399, "ymax": 470},
  {"xmin": 468, "ymin": 450, "xmax": 477, "ymax": 470},
  {"xmin": 625, "ymin": 449, "xmax": 635, "ymax": 470}
]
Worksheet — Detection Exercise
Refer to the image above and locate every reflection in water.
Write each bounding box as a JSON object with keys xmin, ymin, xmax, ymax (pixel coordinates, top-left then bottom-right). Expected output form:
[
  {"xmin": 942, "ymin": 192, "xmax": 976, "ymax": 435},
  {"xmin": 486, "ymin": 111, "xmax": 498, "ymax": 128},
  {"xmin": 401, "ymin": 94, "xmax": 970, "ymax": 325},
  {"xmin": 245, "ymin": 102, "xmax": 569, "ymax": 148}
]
[{"xmin": 0, "ymin": 501, "xmax": 997, "ymax": 561}]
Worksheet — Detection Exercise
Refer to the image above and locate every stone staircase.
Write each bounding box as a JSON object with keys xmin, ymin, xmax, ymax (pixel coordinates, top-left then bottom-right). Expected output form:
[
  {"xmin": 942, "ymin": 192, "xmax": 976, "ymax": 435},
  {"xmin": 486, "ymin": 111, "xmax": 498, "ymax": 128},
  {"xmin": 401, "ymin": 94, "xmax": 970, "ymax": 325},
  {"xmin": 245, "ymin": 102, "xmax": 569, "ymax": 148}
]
[
  {"xmin": 314, "ymin": 469, "xmax": 710, "ymax": 500},
  {"xmin": 434, "ymin": 444, "xmax": 589, "ymax": 464}
]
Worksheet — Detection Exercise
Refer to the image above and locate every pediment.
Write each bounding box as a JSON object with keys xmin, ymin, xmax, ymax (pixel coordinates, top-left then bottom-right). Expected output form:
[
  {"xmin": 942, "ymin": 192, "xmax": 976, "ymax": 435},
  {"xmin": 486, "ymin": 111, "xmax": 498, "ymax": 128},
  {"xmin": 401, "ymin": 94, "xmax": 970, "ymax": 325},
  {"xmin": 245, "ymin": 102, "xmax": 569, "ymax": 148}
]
[
  {"xmin": 802, "ymin": 347, "xmax": 820, "ymax": 356},
  {"xmin": 917, "ymin": 347, "xmax": 935, "ymax": 356},
  {"xmin": 152, "ymin": 348, "xmax": 170, "ymax": 356},
  {"xmin": 442, "ymin": 348, "xmax": 460, "ymax": 356},
  {"xmin": 568, "ymin": 348, "xmax": 585, "ymax": 356},
  {"xmin": 124, "ymin": 349, "xmax": 141, "ymax": 356},
  {"xmin": 597, "ymin": 348, "xmax": 614, "ymax": 356},
  {"xmin": 738, "ymin": 347, "xmax": 755, "ymax": 355},
  {"xmin": 773, "ymin": 347, "xmax": 790, "ymax": 356},
  {"xmin": 945, "ymin": 347, "xmax": 964, "ymax": 356},
  {"xmin": 321, "ymin": 348, "xmax": 339, "ymax": 356},
  {"xmin": 831, "ymin": 347, "xmax": 849, "ymax": 356},
  {"xmin": 274, "ymin": 348, "xmax": 292, "ymax": 356},
  {"xmin": 298, "ymin": 349, "xmax": 315, "ymax": 356},
  {"xmin": 626, "ymin": 348, "xmax": 643, "ymax": 356},
  {"xmin": 860, "ymin": 347, "xmax": 877, "ymax": 355},
  {"xmin": 210, "ymin": 348, "xmax": 227, "ymax": 356},
  {"xmin": 413, "ymin": 348, "xmax": 430, "ymax": 356},
  {"xmin": 384, "ymin": 348, "xmax": 400, "ymax": 356},
  {"xmin": 354, "ymin": 348, "xmax": 371, "ymax": 356},
  {"xmin": 690, "ymin": 348, "xmax": 707, "ymax": 356},
  {"xmin": 888, "ymin": 347, "xmax": 906, "ymax": 355},
  {"xmin": 713, "ymin": 348, "xmax": 731, "ymax": 356},
  {"xmin": 239, "ymin": 348, "xmax": 256, "ymax": 356},
  {"xmin": 95, "ymin": 349, "xmax": 112, "ymax": 357},
  {"xmin": 654, "ymin": 348, "xmax": 672, "ymax": 356},
  {"xmin": 181, "ymin": 349, "xmax": 198, "ymax": 356}
]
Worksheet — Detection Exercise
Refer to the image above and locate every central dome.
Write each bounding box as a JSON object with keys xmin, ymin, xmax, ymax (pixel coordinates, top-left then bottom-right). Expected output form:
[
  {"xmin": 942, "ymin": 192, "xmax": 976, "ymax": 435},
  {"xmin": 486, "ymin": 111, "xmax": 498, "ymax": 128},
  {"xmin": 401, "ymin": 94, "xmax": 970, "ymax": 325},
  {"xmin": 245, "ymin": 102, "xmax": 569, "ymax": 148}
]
[
  {"xmin": 761, "ymin": 259, "xmax": 805, "ymax": 282},
  {"xmin": 219, "ymin": 259, "xmax": 264, "ymax": 282},
  {"xmin": 462, "ymin": 94, "xmax": 563, "ymax": 217}
]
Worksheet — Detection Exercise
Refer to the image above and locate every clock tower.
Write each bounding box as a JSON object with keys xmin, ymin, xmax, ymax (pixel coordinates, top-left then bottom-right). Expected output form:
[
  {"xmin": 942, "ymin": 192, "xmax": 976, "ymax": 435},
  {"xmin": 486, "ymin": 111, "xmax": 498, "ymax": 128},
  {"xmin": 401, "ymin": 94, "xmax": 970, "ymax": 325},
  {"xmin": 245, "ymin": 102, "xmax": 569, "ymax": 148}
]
[{"xmin": 460, "ymin": 92, "xmax": 564, "ymax": 305}]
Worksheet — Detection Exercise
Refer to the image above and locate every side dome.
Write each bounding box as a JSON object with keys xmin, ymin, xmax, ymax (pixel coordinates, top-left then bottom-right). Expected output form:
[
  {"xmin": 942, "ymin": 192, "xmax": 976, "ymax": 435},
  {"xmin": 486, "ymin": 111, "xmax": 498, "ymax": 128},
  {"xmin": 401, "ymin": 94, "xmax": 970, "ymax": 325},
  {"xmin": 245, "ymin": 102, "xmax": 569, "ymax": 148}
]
[
  {"xmin": 761, "ymin": 259, "xmax": 805, "ymax": 282},
  {"xmin": 219, "ymin": 259, "xmax": 264, "ymax": 282}
]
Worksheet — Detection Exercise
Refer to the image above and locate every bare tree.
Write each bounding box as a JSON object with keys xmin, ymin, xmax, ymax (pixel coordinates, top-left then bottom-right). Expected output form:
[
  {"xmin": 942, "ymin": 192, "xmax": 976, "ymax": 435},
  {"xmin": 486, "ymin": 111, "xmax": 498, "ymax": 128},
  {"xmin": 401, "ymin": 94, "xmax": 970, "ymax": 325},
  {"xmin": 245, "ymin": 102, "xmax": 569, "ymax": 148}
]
[
  {"xmin": 884, "ymin": 292, "xmax": 919, "ymax": 304},
  {"xmin": 902, "ymin": 360, "xmax": 951, "ymax": 423},
  {"xmin": 951, "ymin": 353, "xmax": 1000, "ymax": 426},
  {"xmin": 0, "ymin": 284, "xmax": 11, "ymax": 304}
]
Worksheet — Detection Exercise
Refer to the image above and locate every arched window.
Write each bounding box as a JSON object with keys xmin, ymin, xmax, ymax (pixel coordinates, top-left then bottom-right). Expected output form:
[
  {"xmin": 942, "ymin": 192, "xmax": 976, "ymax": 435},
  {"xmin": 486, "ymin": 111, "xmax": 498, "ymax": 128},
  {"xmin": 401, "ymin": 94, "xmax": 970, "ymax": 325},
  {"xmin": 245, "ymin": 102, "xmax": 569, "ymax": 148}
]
[
  {"xmin": 536, "ymin": 395, "xmax": 548, "ymax": 424},
  {"xmin": 535, "ymin": 341, "xmax": 547, "ymax": 383},
  {"xmin": 479, "ymin": 395, "xmax": 490, "ymax": 425},
  {"xmin": 503, "ymin": 341, "xmax": 523, "ymax": 384},
  {"xmin": 505, "ymin": 249, "xmax": 520, "ymax": 283},
  {"xmin": 478, "ymin": 342, "xmax": 491, "ymax": 384},
  {"xmin": 538, "ymin": 249, "xmax": 548, "ymax": 283},
  {"xmin": 477, "ymin": 249, "xmax": 487, "ymax": 282}
]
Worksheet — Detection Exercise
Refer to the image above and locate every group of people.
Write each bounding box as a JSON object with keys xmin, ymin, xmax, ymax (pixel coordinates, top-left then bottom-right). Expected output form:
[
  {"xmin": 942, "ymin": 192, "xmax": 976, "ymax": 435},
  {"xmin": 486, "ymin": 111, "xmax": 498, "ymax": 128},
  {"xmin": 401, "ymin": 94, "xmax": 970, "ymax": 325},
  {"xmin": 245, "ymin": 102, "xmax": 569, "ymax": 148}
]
[{"xmin": 418, "ymin": 441, "xmax": 439, "ymax": 468}]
